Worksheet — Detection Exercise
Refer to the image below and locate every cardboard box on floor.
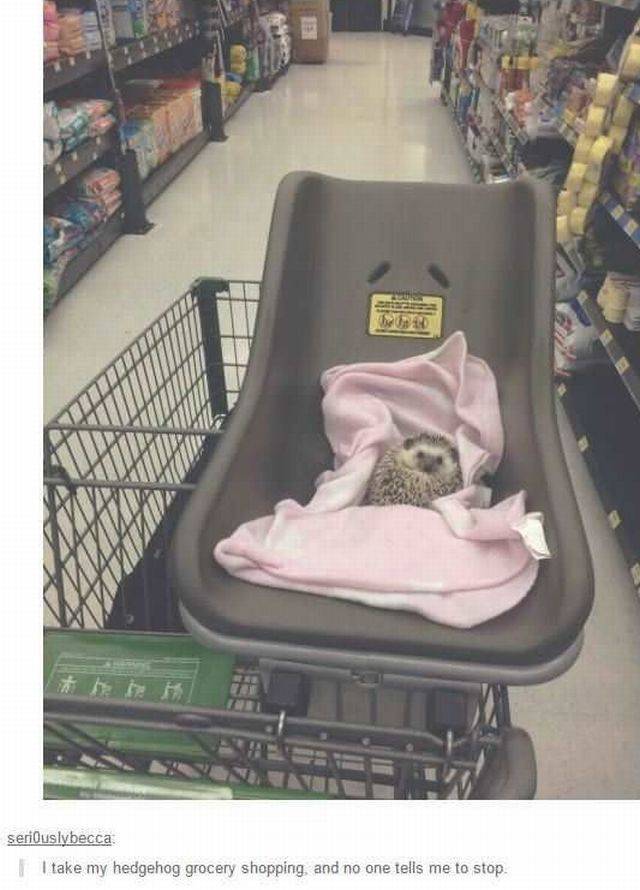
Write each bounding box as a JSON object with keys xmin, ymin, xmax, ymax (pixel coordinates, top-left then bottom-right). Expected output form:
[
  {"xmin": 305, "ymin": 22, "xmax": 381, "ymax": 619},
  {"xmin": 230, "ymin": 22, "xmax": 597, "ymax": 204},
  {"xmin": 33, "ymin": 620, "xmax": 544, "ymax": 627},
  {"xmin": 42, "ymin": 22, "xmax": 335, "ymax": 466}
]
[{"xmin": 290, "ymin": 0, "xmax": 330, "ymax": 64}]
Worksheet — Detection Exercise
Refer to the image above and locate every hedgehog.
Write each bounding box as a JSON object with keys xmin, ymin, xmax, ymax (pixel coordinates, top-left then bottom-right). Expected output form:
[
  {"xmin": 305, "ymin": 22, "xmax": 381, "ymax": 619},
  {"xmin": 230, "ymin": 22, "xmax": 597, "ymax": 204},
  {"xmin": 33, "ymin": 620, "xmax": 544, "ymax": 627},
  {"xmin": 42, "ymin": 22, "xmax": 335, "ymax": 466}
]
[{"xmin": 364, "ymin": 433, "xmax": 463, "ymax": 508}]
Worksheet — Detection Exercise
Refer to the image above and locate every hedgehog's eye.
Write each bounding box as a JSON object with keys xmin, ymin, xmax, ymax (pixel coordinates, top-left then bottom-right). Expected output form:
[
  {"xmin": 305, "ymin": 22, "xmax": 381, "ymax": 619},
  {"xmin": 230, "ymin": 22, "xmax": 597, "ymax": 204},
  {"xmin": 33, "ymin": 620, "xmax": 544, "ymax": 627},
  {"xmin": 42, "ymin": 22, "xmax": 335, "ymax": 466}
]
[{"xmin": 404, "ymin": 437, "xmax": 415, "ymax": 448}]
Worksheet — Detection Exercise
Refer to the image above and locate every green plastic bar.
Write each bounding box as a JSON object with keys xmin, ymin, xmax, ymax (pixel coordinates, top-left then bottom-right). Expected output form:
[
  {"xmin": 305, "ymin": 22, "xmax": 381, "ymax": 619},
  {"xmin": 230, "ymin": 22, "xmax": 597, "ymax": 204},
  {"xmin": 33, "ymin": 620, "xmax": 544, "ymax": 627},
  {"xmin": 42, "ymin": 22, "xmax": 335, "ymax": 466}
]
[{"xmin": 44, "ymin": 767, "xmax": 331, "ymax": 800}]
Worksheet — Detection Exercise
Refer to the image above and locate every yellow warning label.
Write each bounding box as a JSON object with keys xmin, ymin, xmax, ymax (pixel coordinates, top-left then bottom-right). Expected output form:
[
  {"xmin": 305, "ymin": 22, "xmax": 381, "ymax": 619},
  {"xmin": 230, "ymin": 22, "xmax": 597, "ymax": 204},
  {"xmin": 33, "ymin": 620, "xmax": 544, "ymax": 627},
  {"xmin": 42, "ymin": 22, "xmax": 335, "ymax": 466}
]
[{"xmin": 368, "ymin": 292, "xmax": 444, "ymax": 339}]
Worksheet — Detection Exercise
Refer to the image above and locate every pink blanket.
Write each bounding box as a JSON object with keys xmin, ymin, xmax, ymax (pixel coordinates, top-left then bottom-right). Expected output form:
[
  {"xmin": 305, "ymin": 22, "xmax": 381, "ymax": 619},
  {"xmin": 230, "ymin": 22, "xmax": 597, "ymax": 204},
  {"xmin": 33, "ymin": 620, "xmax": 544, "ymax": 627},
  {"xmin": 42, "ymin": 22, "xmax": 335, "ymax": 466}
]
[{"xmin": 214, "ymin": 332, "xmax": 550, "ymax": 628}]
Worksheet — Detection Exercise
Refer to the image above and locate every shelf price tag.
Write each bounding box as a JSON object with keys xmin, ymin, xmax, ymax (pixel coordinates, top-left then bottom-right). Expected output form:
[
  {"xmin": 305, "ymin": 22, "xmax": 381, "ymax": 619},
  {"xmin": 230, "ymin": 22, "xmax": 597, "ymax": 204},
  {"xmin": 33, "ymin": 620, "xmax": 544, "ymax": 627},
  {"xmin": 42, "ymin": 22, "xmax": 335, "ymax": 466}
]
[
  {"xmin": 600, "ymin": 329, "xmax": 613, "ymax": 346},
  {"xmin": 608, "ymin": 510, "xmax": 622, "ymax": 529},
  {"xmin": 615, "ymin": 356, "xmax": 630, "ymax": 375}
]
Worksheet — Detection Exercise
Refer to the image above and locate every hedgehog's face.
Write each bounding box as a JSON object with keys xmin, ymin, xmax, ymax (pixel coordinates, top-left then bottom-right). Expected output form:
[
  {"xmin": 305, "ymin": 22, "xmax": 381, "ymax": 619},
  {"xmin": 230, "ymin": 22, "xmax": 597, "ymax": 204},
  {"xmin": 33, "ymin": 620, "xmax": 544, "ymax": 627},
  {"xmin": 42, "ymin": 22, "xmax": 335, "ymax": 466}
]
[{"xmin": 399, "ymin": 435, "xmax": 459, "ymax": 481}]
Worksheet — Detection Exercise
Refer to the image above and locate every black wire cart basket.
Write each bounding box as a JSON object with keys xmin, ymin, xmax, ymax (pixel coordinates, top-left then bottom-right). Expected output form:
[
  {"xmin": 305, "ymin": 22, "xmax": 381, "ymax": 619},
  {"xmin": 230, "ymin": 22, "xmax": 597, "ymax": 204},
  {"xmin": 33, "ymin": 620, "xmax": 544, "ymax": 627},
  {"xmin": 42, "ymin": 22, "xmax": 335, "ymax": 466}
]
[{"xmin": 43, "ymin": 279, "xmax": 535, "ymax": 800}]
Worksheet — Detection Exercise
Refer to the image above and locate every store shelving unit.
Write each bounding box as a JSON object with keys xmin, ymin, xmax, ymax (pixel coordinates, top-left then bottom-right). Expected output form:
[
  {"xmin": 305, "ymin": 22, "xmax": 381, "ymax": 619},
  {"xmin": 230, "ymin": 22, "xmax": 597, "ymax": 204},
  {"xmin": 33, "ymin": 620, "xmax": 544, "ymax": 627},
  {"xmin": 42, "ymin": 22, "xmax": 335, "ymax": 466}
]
[
  {"xmin": 44, "ymin": 130, "xmax": 119, "ymax": 198},
  {"xmin": 558, "ymin": 369, "xmax": 640, "ymax": 592},
  {"xmin": 56, "ymin": 211, "xmax": 124, "ymax": 297},
  {"xmin": 441, "ymin": 90, "xmax": 484, "ymax": 182},
  {"xmin": 576, "ymin": 291, "xmax": 640, "ymax": 412},
  {"xmin": 106, "ymin": 13, "xmax": 209, "ymax": 217},
  {"xmin": 109, "ymin": 20, "xmax": 199, "ymax": 71},
  {"xmin": 44, "ymin": 47, "xmax": 107, "ymax": 91},
  {"xmin": 599, "ymin": 190, "xmax": 640, "ymax": 248},
  {"xmin": 44, "ymin": 2, "xmax": 292, "ymax": 309},
  {"xmin": 437, "ymin": 3, "xmax": 640, "ymax": 596},
  {"xmin": 492, "ymin": 95, "xmax": 529, "ymax": 147},
  {"xmin": 43, "ymin": 3, "xmax": 126, "ymax": 304}
]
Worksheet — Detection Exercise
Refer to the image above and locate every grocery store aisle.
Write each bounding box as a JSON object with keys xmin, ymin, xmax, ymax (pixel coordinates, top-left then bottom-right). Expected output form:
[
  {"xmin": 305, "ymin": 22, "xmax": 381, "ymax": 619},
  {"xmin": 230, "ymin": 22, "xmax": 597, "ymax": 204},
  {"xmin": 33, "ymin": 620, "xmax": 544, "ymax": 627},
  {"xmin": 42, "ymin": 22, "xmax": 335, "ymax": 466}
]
[
  {"xmin": 44, "ymin": 33, "xmax": 468, "ymax": 417},
  {"xmin": 43, "ymin": 32, "xmax": 640, "ymax": 798}
]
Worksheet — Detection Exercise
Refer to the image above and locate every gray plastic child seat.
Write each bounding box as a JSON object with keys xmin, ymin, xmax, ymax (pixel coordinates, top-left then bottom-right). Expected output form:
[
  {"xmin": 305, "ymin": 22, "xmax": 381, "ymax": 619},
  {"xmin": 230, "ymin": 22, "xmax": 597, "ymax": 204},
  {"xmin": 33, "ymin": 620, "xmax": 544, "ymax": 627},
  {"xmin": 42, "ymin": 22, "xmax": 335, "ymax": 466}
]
[{"xmin": 172, "ymin": 172, "xmax": 593, "ymax": 682}]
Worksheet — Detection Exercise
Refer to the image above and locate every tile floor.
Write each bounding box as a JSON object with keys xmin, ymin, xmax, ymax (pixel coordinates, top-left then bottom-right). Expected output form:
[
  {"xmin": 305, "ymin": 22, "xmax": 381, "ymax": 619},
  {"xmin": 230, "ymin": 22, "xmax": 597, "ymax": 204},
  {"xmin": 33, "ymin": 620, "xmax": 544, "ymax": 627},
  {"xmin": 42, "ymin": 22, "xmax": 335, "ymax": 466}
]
[{"xmin": 43, "ymin": 33, "xmax": 640, "ymax": 798}]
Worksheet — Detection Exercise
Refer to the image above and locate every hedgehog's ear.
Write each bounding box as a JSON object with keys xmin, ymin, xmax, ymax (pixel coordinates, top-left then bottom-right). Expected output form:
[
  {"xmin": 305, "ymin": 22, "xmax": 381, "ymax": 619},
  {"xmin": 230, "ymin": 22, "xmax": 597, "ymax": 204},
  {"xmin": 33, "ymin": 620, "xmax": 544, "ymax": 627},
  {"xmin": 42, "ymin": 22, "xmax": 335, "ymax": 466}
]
[{"xmin": 450, "ymin": 444, "xmax": 459, "ymax": 459}]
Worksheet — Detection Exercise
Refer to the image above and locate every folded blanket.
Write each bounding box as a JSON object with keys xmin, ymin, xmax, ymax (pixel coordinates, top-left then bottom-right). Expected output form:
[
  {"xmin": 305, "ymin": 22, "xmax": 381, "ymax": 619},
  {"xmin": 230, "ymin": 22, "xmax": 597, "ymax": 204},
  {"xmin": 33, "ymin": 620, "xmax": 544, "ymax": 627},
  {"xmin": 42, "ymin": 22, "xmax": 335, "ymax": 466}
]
[{"xmin": 214, "ymin": 332, "xmax": 550, "ymax": 629}]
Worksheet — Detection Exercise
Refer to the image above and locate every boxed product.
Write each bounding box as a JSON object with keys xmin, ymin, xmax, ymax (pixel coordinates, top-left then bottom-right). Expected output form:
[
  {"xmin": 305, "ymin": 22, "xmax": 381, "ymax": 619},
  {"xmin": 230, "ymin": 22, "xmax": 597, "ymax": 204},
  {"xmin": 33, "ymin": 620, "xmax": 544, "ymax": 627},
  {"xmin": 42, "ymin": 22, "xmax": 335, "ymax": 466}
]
[
  {"xmin": 289, "ymin": 0, "xmax": 330, "ymax": 64},
  {"xmin": 112, "ymin": 0, "xmax": 150, "ymax": 41},
  {"xmin": 128, "ymin": 101, "xmax": 172, "ymax": 164},
  {"xmin": 161, "ymin": 75, "xmax": 203, "ymax": 134}
]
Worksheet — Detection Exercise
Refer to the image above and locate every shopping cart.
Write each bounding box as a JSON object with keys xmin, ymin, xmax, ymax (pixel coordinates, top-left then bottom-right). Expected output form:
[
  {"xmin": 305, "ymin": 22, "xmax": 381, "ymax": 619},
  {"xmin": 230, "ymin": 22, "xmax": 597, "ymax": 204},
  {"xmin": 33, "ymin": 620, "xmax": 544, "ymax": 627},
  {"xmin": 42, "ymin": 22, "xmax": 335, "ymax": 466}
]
[{"xmin": 44, "ymin": 278, "xmax": 534, "ymax": 800}]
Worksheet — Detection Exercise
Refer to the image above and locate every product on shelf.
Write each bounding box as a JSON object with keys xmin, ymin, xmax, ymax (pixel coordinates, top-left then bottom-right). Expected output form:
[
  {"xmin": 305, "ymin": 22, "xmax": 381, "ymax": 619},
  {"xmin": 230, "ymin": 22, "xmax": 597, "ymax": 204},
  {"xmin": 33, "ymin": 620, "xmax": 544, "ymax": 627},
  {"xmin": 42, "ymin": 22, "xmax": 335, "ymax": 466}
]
[
  {"xmin": 43, "ymin": 98, "xmax": 116, "ymax": 163},
  {"xmin": 597, "ymin": 272, "xmax": 640, "ymax": 330},
  {"xmin": 44, "ymin": 166, "xmax": 122, "ymax": 310},
  {"xmin": 83, "ymin": 10, "xmax": 103, "ymax": 50},
  {"xmin": 264, "ymin": 11, "xmax": 292, "ymax": 71},
  {"xmin": 122, "ymin": 75, "xmax": 203, "ymax": 177},
  {"xmin": 554, "ymin": 298, "xmax": 603, "ymax": 376},
  {"xmin": 112, "ymin": 0, "xmax": 150, "ymax": 40},
  {"xmin": 110, "ymin": 0, "xmax": 188, "ymax": 41},
  {"xmin": 44, "ymin": 101, "xmax": 63, "ymax": 166},
  {"xmin": 44, "ymin": 215, "xmax": 85, "ymax": 265},
  {"xmin": 58, "ymin": 9, "xmax": 87, "ymax": 56},
  {"xmin": 96, "ymin": 0, "xmax": 117, "ymax": 46},
  {"xmin": 76, "ymin": 166, "xmax": 123, "ymax": 215},
  {"xmin": 44, "ymin": 1, "xmax": 61, "ymax": 62}
]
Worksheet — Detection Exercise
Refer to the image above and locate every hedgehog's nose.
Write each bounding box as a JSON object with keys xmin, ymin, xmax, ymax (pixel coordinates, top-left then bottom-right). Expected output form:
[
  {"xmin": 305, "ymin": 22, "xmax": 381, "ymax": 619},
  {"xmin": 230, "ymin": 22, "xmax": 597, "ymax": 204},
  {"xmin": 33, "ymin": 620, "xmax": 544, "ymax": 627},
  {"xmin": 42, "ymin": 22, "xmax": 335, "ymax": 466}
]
[{"xmin": 421, "ymin": 456, "xmax": 437, "ymax": 473}]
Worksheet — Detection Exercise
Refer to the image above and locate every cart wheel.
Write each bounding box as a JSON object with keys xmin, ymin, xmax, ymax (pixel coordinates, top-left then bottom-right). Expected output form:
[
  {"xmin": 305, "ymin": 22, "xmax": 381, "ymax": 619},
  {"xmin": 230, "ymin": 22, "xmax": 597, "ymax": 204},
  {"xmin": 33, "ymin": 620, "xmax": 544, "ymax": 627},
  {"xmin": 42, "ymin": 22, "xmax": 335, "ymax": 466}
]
[{"xmin": 469, "ymin": 727, "xmax": 536, "ymax": 800}]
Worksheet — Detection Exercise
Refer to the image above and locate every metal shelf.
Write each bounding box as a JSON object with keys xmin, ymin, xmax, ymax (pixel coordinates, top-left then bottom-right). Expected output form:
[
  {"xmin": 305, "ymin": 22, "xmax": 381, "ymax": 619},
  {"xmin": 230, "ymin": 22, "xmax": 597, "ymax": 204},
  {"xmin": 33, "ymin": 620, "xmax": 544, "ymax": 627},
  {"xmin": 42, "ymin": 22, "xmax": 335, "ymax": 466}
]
[
  {"xmin": 56, "ymin": 212, "xmax": 124, "ymax": 302},
  {"xmin": 109, "ymin": 21, "xmax": 199, "ymax": 73},
  {"xmin": 44, "ymin": 49, "xmax": 107, "ymax": 95},
  {"xmin": 492, "ymin": 96, "xmax": 529, "ymax": 146},
  {"xmin": 598, "ymin": 190, "xmax": 640, "ymax": 250},
  {"xmin": 558, "ymin": 371, "xmax": 640, "ymax": 592},
  {"xmin": 577, "ymin": 291, "xmax": 640, "ymax": 412},
  {"xmin": 44, "ymin": 131, "xmax": 120, "ymax": 199},
  {"xmin": 141, "ymin": 130, "xmax": 209, "ymax": 208},
  {"xmin": 481, "ymin": 124, "xmax": 519, "ymax": 177},
  {"xmin": 441, "ymin": 90, "xmax": 484, "ymax": 183}
]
